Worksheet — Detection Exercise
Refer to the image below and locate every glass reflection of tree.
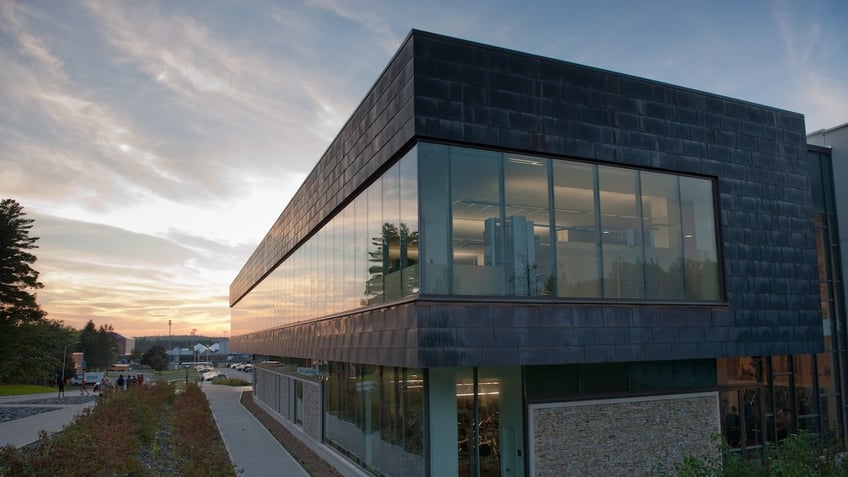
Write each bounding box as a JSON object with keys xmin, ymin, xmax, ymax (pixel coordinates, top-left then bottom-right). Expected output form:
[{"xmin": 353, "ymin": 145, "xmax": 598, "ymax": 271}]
[
  {"xmin": 363, "ymin": 222, "xmax": 419, "ymax": 305},
  {"xmin": 602, "ymin": 256, "xmax": 718, "ymax": 299}
]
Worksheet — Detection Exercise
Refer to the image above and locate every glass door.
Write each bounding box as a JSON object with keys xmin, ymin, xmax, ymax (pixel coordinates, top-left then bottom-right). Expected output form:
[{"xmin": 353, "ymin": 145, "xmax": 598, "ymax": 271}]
[{"xmin": 457, "ymin": 368, "xmax": 502, "ymax": 477}]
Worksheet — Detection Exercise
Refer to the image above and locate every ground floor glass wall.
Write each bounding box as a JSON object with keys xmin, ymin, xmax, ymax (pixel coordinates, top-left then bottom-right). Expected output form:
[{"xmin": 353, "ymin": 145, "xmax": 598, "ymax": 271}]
[
  {"xmin": 717, "ymin": 354, "xmax": 842, "ymax": 454},
  {"xmin": 324, "ymin": 362, "xmax": 425, "ymax": 476}
]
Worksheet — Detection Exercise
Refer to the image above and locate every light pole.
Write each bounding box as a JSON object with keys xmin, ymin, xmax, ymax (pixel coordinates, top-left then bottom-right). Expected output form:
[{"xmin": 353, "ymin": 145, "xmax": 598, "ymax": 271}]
[{"xmin": 61, "ymin": 341, "xmax": 80, "ymax": 385}]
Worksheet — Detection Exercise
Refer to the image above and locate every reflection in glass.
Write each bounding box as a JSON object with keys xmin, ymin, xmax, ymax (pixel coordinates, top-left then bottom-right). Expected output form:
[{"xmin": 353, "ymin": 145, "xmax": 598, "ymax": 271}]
[
  {"xmin": 231, "ymin": 148, "xmax": 419, "ymax": 335},
  {"xmin": 231, "ymin": 143, "xmax": 724, "ymax": 337},
  {"xmin": 504, "ymin": 154, "xmax": 553, "ymax": 296},
  {"xmin": 599, "ymin": 166, "xmax": 645, "ymax": 298},
  {"xmin": 641, "ymin": 171, "xmax": 685, "ymax": 299},
  {"xmin": 553, "ymin": 161, "xmax": 600, "ymax": 297},
  {"xmin": 384, "ymin": 165, "xmax": 402, "ymax": 302},
  {"xmin": 680, "ymin": 176, "xmax": 720, "ymax": 300},
  {"xmin": 451, "ymin": 148, "xmax": 505, "ymax": 295},
  {"xmin": 419, "ymin": 144, "xmax": 451, "ymax": 294},
  {"xmin": 365, "ymin": 179, "xmax": 384, "ymax": 305},
  {"xmin": 400, "ymin": 153, "xmax": 420, "ymax": 296},
  {"xmin": 325, "ymin": 362, "xmax": 424, "ymax": 476}
]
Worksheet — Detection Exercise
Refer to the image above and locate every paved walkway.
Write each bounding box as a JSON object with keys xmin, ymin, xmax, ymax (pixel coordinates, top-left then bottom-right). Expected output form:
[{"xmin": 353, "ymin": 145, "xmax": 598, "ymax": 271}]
[
  {"xmin": 0, "ymin": 384, "xmax": 309, "ymax": 477},
  {"xmin": 201, "ymin": 382, "xmax": 309, "ymax": 477},
  {"xmin": 0, "ymin": 392, "xmax": 96, "ymax": 447}
]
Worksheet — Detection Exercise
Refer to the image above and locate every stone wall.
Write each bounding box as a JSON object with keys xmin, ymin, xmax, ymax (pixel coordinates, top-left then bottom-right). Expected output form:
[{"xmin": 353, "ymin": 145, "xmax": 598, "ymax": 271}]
[
  {"xmin": 529, "ymin": 392, "xmax": 719, "ymax": 476},
  {"xmin": 254, "ymin": 367, "xmax": 322, "ymax": 442},
  {"xmin": 303, "ymin": 380, "xmax": 322, "ymax": 441}
]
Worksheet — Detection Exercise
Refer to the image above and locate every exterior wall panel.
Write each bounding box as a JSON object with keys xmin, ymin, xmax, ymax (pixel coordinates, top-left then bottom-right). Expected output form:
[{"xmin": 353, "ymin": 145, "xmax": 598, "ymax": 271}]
[
  {"xmin": 230, "ymin": 37, "xmax": 416, "ymax": 305},
  {"xmin": 231, "ymin": 30, "xmax": 821, "ymax": 364},
  {"xmin": 528, "ymin": 393, "xmax": 719, "ymax": 476}
]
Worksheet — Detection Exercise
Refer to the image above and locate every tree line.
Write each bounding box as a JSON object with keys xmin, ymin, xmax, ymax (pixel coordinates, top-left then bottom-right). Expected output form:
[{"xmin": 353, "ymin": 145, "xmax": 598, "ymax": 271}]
[{"xmin": 0, "ymin": 199, "xmax": 118, "ymax": 384}]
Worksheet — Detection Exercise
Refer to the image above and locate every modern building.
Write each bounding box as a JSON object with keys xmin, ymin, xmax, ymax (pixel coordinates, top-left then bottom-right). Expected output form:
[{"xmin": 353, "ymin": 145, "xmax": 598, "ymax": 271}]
[
  {"xmin": 111, "ymin": 332, "xmax": 135, "ymax": 357},
  {"xmin": 230, "ymin": 30, "xmax": 844, "ymax": 476}
]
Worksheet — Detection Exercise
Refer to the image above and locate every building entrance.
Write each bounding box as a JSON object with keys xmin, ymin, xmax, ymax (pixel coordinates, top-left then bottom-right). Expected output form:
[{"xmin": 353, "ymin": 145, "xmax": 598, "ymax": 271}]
[{"xmin": 457, "ymin": 368, "xmax": 501, "ymax": 477}]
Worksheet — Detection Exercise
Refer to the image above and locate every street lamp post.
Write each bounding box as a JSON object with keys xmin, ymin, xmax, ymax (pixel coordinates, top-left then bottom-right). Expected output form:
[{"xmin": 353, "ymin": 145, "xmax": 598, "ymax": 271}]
[{"xmin": 61, "ymin": 342, "xmax": 79, "ymax": 386}]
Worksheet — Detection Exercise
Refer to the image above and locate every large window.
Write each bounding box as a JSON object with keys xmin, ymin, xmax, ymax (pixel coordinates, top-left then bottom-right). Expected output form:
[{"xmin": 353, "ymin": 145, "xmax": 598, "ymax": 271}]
[
  {"xmin": 554, "ymin": 161, "xmax": 601, "ymax": 297},
  {"xmin": 451, "ymin": 148, "xmax": 505, "ymax": 295},
  {"xmin": 232, "ymin": 142, "xmax": 722, "ymax": 336},
  {"xmin": 324, "ymin": 362, "xmax": 424, "ymax": 476},
  {"xmin": 419, "ymin": 143, "xmax": 722, "ymax": 302},
  {"xmin": 231, "ymin": 148, "xmax": 419, "ymax": 335}
]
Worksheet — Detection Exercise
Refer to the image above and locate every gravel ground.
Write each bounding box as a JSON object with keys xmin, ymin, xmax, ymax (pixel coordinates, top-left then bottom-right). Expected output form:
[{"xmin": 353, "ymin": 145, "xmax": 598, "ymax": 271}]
[
  {"xmin": 0, "ymin": 406, "xmax": 56, "ymax": 422},
  {"xmin": 6, "ymin": 395, "xmax": 98, "ymax": 406},
  {"xmin": 0, "ymin": 395, "xmax": 98, "ymax": 422}
]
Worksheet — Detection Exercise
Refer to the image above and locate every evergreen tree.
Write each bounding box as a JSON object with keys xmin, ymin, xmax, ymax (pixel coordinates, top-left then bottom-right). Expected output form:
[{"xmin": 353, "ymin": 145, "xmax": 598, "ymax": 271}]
[
  {"xmin": 0, "ymin": 199, "xmax": 48, "ymax": 382},
  {"xmin": 79, "ymin": 320, "xmax": 119, "ymax": 371},
  {"xmin": 0, "ymin": 198, "xmax": 45, "ymax": 327}
]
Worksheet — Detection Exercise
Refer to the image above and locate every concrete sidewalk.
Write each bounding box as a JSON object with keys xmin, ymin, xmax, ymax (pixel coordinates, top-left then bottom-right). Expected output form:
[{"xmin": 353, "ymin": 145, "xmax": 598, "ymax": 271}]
[
  {"xmin": 0, "ymin": 392, "xmax": 96, "ymax": 447},
  {"xmin": 201, "ymin": 382, "xmax": 309, "ymax": 477}
]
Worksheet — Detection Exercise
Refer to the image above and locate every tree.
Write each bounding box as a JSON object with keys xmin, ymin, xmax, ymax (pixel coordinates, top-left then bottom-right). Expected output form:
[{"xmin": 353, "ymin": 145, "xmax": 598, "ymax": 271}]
[
  {"xmin": 79, "ymin": 320, "xmax": 118, "ymax": 371},
  {"xmin": 0, "ymin": 199, "xmax": 45, "ymax": 325},
  {"xmin": 141, "ymin": 345, "xmax": 169, "ymax": 372},
  {"xmin": 2, "ymin": 319, "xmax": 76, "ymax": 384},
  {"xmin": 0, "ymin": 199, "xmax": 49, "ymax": 383}
]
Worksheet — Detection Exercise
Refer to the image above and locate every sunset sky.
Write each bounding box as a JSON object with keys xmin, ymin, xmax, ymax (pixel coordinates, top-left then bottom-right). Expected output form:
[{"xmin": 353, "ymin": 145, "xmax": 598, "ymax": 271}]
[{"xmin": 1, "ymin": 0, "xmax": 846, "ymax": 338}]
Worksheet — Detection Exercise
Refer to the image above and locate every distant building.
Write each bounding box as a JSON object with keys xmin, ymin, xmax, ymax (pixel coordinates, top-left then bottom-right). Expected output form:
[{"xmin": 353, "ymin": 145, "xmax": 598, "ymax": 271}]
[
  {"xmin": 111, "ymin": 332, "xmax": 134, "ymax": 356},
  {"xmin": 230, "ymin": 30, "xmax": 844, "ymax": 476}
]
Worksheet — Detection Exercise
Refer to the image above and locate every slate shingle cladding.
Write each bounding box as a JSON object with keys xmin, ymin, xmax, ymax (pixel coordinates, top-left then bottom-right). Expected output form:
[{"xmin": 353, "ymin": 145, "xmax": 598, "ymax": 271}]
[{"xmin": 230, "ymin": 30, "xmax": 821, "ymax": 367}]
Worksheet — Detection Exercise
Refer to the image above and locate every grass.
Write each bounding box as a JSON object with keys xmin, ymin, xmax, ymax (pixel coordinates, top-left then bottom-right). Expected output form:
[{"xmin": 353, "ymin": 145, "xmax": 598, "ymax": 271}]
[
  {"xmin": 0, "ymin": 384, "xmax": 56, "ymax": 396},
  {"xmin": 139, "ymin": 368, "xmax": 200, "ymax": 381},
  {"xmin": 211, "ymin": 377, "xmax": 251, "ymax": 386}
]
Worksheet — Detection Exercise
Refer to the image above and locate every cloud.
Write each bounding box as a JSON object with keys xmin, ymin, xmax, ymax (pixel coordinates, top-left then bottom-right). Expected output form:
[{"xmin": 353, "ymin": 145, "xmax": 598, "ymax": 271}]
[
  {"xmin": 30, "ymin": 211, "xmax": 235, "ymax": 337},
  {"xmin": 773, "ymin": 0, "xmax": 848, "ymax": 130},
  {"xmin": 304, "ymin": 0, "xmax": 401, "ymax": 54}
]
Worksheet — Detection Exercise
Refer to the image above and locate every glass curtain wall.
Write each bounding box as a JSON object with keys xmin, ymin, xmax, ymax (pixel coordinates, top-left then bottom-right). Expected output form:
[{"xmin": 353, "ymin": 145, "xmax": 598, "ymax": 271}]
[
  {"xmin": 231, "ymin": 147, "xmax": 419, "ymax": 335},
  {"xmin": 324, "ymin": 362, "xmax": 425, "ymax": 476},
  {"xmin": 419, "ymin": 142, "xmax": 721, "ymax": 302},
  {"xmin": 232, "ymin": 141, "xmax": 721, "ymax": 336},
  {"xmin": 809, "ymin": 148, "xmax": 847, "ymax": 442}
]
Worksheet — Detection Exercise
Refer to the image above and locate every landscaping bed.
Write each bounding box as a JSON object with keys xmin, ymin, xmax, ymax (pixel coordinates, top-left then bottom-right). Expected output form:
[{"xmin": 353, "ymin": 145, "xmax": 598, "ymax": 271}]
[{"xmin": 0, "ymin": 382, "xmax": 235, "ymax": 477}]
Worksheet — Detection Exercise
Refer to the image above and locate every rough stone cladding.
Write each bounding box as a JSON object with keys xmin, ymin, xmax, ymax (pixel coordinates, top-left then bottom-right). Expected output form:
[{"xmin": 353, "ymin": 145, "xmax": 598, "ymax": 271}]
[
  {"xmin": 255, "ymin": 367, "xmax": 322, "ymax": 442},
  {"xmin": 231, "ymin": 31, "xmax": 821, "ymax": 363},
  {"xmin": 530, "ymin": 393, "xmax": 719, "ymax": 476},
  {"xmin": 302, "ymin": 380, "xmax": 322, "ymax": 441}
]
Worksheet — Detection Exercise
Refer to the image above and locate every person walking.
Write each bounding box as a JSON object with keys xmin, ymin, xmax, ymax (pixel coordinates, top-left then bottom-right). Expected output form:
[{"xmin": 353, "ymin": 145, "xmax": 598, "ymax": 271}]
[
  {"xmin": 80, "ymin": 377, "xmax": 89, "ymax": 396},
  {"xmin": 117, "ymin": 374, "xmax": 125, "ymax": 390},
  {"xmin": 57, "ymin": 375, "xmax": 65, "ymax": 397}
]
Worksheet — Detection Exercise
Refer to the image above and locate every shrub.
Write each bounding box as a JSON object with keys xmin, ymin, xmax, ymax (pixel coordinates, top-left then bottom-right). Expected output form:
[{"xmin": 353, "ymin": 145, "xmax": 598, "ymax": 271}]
[
  {"xmin": 659, "ymin": 432, "xmax": 848, "ymax": 477},
  {"xmin": 212, "ymin": 377, "xmax": 251, "ymax": 386},
  {"xmin": 0, "ymin": 381, "xmax": 235, "ymax": 476}
]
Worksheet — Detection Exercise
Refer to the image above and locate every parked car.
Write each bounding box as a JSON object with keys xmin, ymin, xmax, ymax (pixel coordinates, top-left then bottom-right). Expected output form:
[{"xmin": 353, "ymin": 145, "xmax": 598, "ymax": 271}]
[{"xmin": 200, "ymin": 371, "xmax": 227, "ymax": 381}]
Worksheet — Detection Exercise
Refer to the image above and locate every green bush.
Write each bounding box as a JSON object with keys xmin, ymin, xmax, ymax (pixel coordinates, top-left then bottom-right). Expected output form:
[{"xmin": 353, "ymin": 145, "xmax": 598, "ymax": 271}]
[
  {"xmin": 0, "ymin": 382, "xmax": 235, "ymax": 476},
  {"xmin": 211, "ymin": 377, "xmax": 251, "ymax": 386},
  {"xmin": 659, "ymin": 432, "xmax": 848, "ymax": 477}
]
